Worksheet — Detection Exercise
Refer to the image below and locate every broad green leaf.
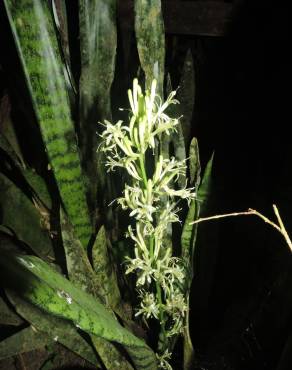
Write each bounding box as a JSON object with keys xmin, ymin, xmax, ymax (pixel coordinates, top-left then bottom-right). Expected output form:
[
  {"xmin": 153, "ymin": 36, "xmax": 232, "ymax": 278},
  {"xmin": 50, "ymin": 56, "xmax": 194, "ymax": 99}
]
[
  {"xmin": 0, "ymin": 325, "xmax": 49, "ymax": 360},
  {"xmin": 79, "ymin": 0, "xmax": 117, "ymax": 219},
  {"xmin": 0, "ymin": 174, "xmax": 54, "ymax": 259},
  {"xmin": 4, "ymin": 0, "xmax": 92, "ymax": 248},
  {"xmin": 134, "ymin": 0, "xmax": 165, "ymax": 94},
  {"xmin": 0, "ymin": 296, "xmax": 23, "ymax": 326},
  {"xmin": 6, "ymin": 291, "xmax": 102, "ymax": 367},
  {"xmin": 0, "ymin": 254, "xmax": 157, "ymax": 370},
  {"xmin": 61, "ymin": 212, "xmax": 133, "ymax": 369}
]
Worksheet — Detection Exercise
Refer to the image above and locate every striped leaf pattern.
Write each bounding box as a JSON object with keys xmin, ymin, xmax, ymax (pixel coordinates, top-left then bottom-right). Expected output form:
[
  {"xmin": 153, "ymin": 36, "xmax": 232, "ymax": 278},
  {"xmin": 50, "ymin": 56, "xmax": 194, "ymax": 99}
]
[
  {"xmin": 60, "ymin": 213, "xmax": 133, "ymax": 370},
  {"xmin": 4, "ymin": 0, "xmax": 92, "ymax": 248},
  {"xmin": 6, "ymin": 291, "xmax": 102, "ymax": 367},
  {"xmin": 1, "ymin": 254, "xmax": 157, "ymax": 370}
]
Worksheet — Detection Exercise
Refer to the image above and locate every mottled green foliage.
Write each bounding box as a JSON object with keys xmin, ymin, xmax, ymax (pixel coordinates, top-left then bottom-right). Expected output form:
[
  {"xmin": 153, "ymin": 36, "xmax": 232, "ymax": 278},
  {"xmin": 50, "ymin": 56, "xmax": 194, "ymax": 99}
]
[
  {"xmin": 134, "ymin": 0, "xmax": 165, "ymax": 94},
  {"xmin": 4, "ymin": 0, "xmax": 91, "ymax": 247},
  {"xmin": 1, "ymin": 254, "xmax": 157, "ymax": 370},
  {"xmin": 6, "ymin": 291, "xmax": 101, "ymax": 367},
  {"xmin": 0, "ymin": 325, "xmax": 49, "ymax": 360},
  {"xmin": 181, "ymin": 138, "xmax": 201, "ymax": 279},
  {"xmin": 79, "ymin": 0, "xmax": 117, "ymax": 220},
  {"xmin": 61, "ymin": 213, "xmax": 132, "ymax": 370},
  {"xmin": 181, "ymin": 142, "xmax": 213, "ymax": 370},
  {"xmin": 92, "ymin": 225, "xmax": 123, "ymax": 312},
  {"xmin": 61, "ymin": 210, "xmax": 102, "ymax": 298},
  {"xmin": 0, "ymin": 174, "xmax": 54, "ymax": 259},
  {"xmin": 79, "ymin": 0, "xmax": 117, "ymax": 122}
]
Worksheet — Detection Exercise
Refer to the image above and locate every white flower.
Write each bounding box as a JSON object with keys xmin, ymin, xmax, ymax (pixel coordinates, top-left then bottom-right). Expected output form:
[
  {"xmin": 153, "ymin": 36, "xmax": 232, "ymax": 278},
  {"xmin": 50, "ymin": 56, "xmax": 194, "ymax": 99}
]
[
  {"xmin": 156, "ymin": 349, "xmax": 172, "ymax": 370},
  {"xmin": 135, "ymin": 291, "xmax": 160, "ymax": 319}
]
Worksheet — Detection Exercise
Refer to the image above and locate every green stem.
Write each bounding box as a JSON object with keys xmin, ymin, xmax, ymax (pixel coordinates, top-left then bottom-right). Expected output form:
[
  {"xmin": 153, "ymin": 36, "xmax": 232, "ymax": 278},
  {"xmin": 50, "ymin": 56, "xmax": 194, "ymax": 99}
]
[
  {"xmin": 149, "ymin": 236, "xmax": 154, "ymax": 259},
  {"xmin": 139, "ymin": 149, "xmax": 167, "ymax": 350},
  {"xmin": 139, "ymin": 154, "xmax": 148, "ymax": 187},
  {"xmin": 156, "ymin": 281, "xmax": 166, "ymax": 345}
]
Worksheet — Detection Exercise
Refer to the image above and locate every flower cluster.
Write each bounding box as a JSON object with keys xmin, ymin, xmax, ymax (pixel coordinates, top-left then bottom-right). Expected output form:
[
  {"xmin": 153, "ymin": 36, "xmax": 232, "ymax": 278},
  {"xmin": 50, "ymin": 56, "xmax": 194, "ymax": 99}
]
[{"xmin": 99, "ymin": 79, "xmax": 195, "ymax": 369}]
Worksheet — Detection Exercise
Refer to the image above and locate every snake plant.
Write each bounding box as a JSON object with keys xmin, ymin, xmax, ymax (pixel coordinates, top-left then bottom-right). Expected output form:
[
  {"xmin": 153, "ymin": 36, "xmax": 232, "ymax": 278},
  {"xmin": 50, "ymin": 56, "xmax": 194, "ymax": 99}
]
[{"xmin": 0, "ymin": 1, "xmax": 213, "ymax": 369}]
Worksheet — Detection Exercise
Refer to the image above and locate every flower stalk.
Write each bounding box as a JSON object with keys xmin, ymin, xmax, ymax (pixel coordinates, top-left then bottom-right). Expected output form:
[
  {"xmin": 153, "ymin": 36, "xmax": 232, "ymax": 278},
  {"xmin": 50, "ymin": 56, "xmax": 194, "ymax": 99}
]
[{"xmin": 99, "ymin": 79, "xmax": 195, "ymax": 369}]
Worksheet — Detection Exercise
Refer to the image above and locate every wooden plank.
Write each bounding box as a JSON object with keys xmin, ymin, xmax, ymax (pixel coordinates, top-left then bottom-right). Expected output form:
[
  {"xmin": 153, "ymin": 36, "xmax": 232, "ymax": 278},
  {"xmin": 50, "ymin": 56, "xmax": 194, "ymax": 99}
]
[{"xmin": 118, "ymin": 1, "xmax": 233, "ymax": 37}]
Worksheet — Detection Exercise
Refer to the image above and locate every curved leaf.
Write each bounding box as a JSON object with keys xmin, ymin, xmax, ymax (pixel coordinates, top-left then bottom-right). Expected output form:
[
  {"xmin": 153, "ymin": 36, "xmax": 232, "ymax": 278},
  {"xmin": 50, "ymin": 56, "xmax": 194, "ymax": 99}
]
[
  {"xmin": 6, "ymin": 291, "xmax": 102, "ymax": 367},
  {"xmin": 4, "ymin": 0, "xmax": 92, "ymax": 248},
  {"xmin": 0, "ymin": 254, "xmax": 157, "ymax": 370}
]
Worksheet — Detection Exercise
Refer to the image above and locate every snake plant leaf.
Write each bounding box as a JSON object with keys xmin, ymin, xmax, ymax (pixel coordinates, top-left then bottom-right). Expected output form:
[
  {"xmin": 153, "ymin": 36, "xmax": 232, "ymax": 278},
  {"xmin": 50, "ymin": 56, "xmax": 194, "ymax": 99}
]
[
  {"xmin": 189, "ymin": 137, "xmax": 201, "ymax": 189},
  {"xmin": 51, "ymin": 0, "xmax": 77, "ymax": 100},
  {"xmin": 1, "ymin": 132, "xmax": 52, "ymax": 210},
  {"xmin": 79, "ymin": 0, "xmax": 117, "ymax": 122},
  {"xmin": 92, "ymin": 225, "xmax": 123, "ymax": 313},
  {"xmin": 0, "ymin": 325, "xmax": 50, "ymax": 360},
  {"xmin": 0, "ymin": 174, "xmax": 54, "ymax": 259},
  {"xmin": 181, "ymin": 147, "xmax": 213, "ymax": 277},
  {"xmin": 60, "ymin": 210, "xmax": 102, "ymax": 298},
  {"xmin": 0, "ymin": 133, "xmax": 23, "ymax": 169},
  {"xmin": 197, "ymin": 152, "xmax": 214, "ymax": 215},
  {"xmin": 6, "ymin": 291, "xmax": 102, "ymax": 367},
  {"xmin": 79, "ymin": 0, "xmax": 117, "ymax": 219},
  {"xmin": 177, "ymin": 49, "xmax": 195, "ymax": 146},
  {"xmin": 134, "ymin": 0, "xmax": 165, "ymax": 94},
  {"xmin": 4, "ymin": 0, "xmax": 92, "ymax": 248},
  {"xmin": 0, "ymin": 254, "xmax": 157, "ymax": 370},
  {"xmin": 0, "ymin": 296, "xmax": 23, "ymax": 326},
  {"xmin": 61, "ymin": 206, "xmax": 133, "ymax": 369},
  {"xmin": 0, "ymin": 95, "xmax": 26, "ymax": 167},
  {"xmin": 22, "ymin": 168, "xmax": 52, "ymax": 211}
]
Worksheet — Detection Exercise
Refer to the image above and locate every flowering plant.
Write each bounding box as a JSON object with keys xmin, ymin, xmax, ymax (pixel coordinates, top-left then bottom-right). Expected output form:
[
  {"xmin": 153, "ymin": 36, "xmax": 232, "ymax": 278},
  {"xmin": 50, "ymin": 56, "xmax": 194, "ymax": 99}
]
[{"xmin": 100, "ymin": 79, "xmax": 196, "ymax": 368}]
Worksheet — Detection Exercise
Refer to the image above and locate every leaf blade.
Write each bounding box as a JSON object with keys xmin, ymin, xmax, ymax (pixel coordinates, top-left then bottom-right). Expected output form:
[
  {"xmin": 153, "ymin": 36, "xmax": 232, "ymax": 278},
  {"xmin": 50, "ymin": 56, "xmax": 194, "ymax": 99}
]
[
  {"xmin": 0, "ymin": 254, "xmax": 157, "ymax": 370},
  {"xmin": 4, "ymin": 0, "xmax": 91, "ymax": 247}
]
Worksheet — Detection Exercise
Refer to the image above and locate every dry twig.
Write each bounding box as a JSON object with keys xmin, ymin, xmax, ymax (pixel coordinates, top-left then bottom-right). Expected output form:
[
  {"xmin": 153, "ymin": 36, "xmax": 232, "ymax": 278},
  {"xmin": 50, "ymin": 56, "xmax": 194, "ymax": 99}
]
[{"xmin": 190, "ymin": 205, "xmax": 292, "ymax": 252}]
